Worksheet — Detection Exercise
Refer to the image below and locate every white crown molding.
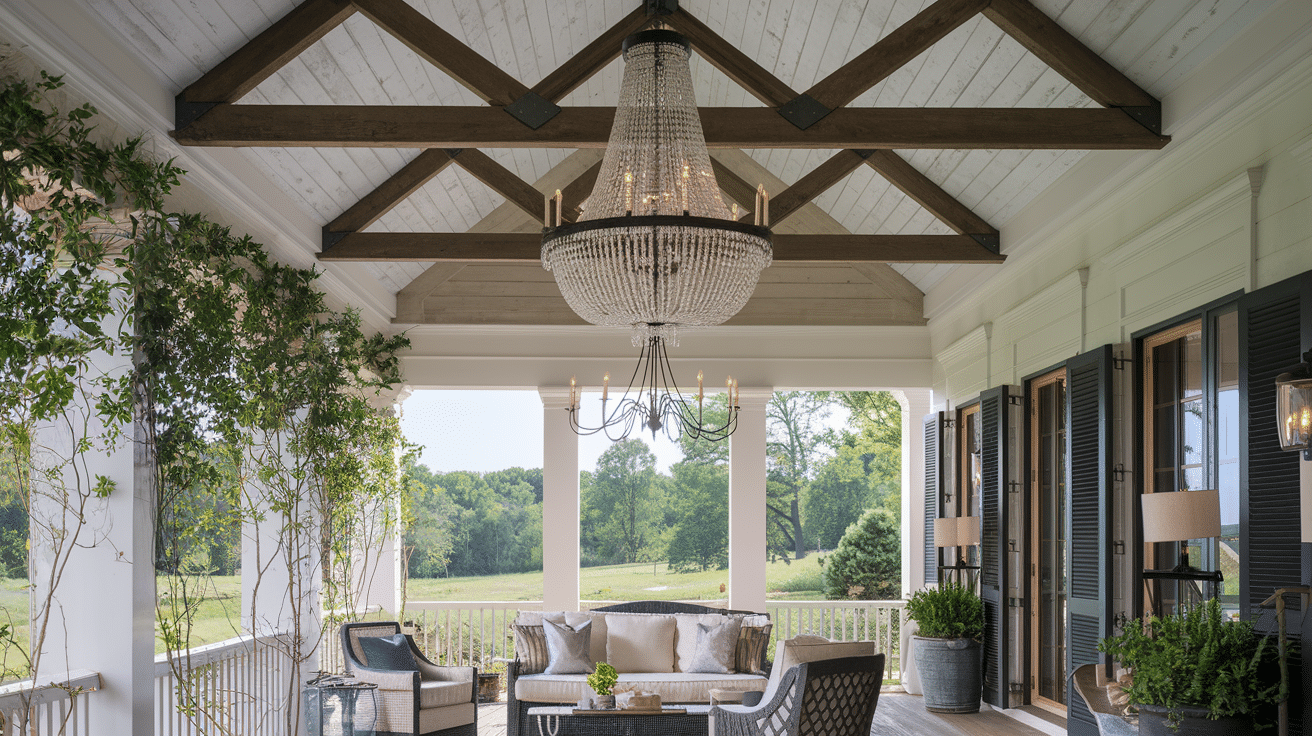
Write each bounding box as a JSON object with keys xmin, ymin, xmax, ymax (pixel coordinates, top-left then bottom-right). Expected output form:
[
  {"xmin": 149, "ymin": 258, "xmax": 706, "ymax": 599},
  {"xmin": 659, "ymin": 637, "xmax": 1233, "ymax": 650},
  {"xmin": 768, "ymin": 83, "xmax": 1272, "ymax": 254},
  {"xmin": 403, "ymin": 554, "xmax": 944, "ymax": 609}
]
[{"xmin": 1098, "ymin": 173, "xmax": 1251, "ymax": 271}]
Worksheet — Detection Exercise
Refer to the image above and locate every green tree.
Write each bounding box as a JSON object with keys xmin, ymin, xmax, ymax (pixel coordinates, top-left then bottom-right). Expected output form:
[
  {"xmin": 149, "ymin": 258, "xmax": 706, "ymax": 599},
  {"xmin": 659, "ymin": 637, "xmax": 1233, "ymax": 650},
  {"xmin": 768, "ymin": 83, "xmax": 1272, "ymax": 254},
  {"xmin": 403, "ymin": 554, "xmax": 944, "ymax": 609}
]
[
  {"xmin": 803, "ymin": 444, "xmax": 871, "ymax": 550},
  {"xmin": 767, "ymin": 392, "xmax": 836, "ymax": 559},
  {"xmin": 666, "ymin": 458, "xmax": 728, "ymax": 572},
  {"xmin": 823, "ymin": 508, "xmax": 901, "ymax": 600},
  {"xmin": 584, "ymin": 439, "xmax": 659, "ymax": 564}
]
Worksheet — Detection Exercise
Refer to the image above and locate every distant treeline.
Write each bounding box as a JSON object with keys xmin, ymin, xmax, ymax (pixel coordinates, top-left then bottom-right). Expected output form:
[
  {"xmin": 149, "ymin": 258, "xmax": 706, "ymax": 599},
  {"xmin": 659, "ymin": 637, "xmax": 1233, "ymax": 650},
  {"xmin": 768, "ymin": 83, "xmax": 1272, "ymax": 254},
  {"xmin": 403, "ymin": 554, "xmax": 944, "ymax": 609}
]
[{"xmin": 402, "ymin": 391, "xmax": 904, "ymax": 596}]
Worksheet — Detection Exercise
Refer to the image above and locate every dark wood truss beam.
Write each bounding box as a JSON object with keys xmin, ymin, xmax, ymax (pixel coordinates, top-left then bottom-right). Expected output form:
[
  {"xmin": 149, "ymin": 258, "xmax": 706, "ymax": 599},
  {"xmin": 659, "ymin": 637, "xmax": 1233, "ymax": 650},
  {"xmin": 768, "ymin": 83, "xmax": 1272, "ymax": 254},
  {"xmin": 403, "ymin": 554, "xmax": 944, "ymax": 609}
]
[
  {"xmin": 982, "ymin": 0, "xmax": 1160, "ymax": 132},
  {"xmin": 325, "ymin": 148, "xmax": 456, "ymax": 238},
  {"xmin": 447, "ymin": 149, "xmax": 544, "ymax": 222},
  {"xmin": 983, "ymin": 0, "xmax": 1155, "ymax": 108},
  {"xmin": 317, "ymin": 231, "xmax": 1006, "ymax": 264},
  {"xmin": 667, "ymin": 7, "xmax": 794, "ymax": 107},
  {"xmin": 784, "ymin": 0, "xmax": 988, "ymax": 127},
  {"xmin": 179, "ymin": 0, "xmax": 355, "ymax": 105},
  {"xmin": 770, "ymin": 150, "xmax": 873, "ymax": 226},
  {"xmin": 559, "ymin": 160, "xmax": 603, "ymax": 223},
  {"xmin": 353, "ymin": 0, "xmax": 530, "ymax": 106},
  {"xmin": 174, "ymin": 105, "xmax": 1169, "ymax": 149},
  {"xmin": 863, "ymin": 150, "xmax": 997, "ymax": 240},
  {"xmin": 532, "ymin": 6, "xmax": 652, "ymax": 103}
]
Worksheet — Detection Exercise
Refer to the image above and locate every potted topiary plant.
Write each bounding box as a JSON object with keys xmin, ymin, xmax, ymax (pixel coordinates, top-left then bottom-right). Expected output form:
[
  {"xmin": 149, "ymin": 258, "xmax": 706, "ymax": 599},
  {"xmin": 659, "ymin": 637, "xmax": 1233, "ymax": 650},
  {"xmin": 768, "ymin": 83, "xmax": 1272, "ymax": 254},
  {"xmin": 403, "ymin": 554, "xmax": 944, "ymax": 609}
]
[
  {"xmin": 587, "ymin": 662, "xmax": 619, "ymax": 709},
  {"xmin": 906, "ymin": 581, "xmax": 985, "ymax": 713},
  {"xmin": 1099, "ymin": 598, "xmax": 1283, "ymax": 735}
]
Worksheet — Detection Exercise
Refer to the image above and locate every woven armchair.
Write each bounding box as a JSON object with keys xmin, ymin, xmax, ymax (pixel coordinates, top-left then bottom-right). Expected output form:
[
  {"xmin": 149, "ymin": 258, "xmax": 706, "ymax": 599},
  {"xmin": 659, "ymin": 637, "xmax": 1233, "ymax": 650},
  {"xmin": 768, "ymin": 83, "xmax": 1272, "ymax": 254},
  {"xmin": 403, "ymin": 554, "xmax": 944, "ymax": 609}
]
[
  {"xmin": 709, "ymin": 655, "xmax": 884, "ymax": 736},
  {"xmin": 340, "ymin": 622, "xmax": 477, "ymax": 736}
]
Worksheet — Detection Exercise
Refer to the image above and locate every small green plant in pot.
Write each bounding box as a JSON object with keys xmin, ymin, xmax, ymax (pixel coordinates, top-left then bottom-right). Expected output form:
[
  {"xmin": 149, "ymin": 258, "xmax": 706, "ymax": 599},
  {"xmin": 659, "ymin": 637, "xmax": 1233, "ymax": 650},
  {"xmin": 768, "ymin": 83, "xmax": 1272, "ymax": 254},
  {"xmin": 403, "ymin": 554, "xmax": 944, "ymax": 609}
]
[
  {"xmin": 906, "ymin": 582, "xmax": 985, "ymax": 713},
  {"xmin": 587, "ymin": 662, "xmax": 619, "ymax": 709},
  {"xmin": 1099, "ymin": 598, "xmax": 1283, "ymax": 735}
]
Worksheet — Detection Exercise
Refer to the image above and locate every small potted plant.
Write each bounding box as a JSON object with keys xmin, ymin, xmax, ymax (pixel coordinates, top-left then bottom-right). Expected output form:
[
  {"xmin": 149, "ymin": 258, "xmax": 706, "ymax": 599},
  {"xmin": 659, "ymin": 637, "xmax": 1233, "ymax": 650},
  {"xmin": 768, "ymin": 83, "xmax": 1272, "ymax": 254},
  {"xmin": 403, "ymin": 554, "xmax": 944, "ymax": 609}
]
[
  {"xmin": 587, "ymin": 662, "xmax": 619, "ymax": 709},
  {"xmin": 1099, "ymin": 599, "xmax": 1282, "ymax": 735},
  {"xmin": 906, "ymin": 581, "xmax": 985, "ymax": 713}
]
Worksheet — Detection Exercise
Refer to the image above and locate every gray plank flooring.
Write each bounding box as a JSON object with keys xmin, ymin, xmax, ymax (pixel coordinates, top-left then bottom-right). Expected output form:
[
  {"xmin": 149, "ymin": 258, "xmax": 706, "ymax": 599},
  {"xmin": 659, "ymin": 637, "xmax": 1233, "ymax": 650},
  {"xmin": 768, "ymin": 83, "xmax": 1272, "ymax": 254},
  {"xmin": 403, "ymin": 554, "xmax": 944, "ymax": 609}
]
[{"xmin": 476, "ymin": 693, "xmax": 1056, "ymax": 736}]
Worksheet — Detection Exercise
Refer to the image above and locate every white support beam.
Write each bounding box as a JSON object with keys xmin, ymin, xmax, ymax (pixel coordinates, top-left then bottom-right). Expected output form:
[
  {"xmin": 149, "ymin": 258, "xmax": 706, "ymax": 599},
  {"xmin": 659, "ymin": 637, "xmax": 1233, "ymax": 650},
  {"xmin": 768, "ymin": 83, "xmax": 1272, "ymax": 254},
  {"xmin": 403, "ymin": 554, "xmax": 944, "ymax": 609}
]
[
  {"xmin": 539, "ymin": 388, "xmax": 580, "ymax": 611},
  {"xmin": 895, "ymin": 388, "xmax": 933, "ymax": 597},
  {"xmin": 729, "ymin": 388, "xmax": 772, "ymax": 613}
]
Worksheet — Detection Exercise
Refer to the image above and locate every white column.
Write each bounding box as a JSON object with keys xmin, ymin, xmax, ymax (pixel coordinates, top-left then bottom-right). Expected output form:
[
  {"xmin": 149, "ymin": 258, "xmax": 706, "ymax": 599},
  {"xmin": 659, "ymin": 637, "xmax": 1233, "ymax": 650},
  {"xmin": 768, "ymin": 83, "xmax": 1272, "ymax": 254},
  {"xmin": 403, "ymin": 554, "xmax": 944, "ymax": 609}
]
[
  {"xmin": 895, "ymin": 388, "xmax": 933, "ymax": 598},
  {"xmin": 729, "ymin": 388, "xmax": 771, "ymax": 613},
  {"xmin": 539, "ymin": 388, "xmax": 580, "ymax": 612},
  {"xmin": 28, "ymin": 319, "xmax": 153, "ymax": 733},
  {"xmin": 357, "ymin": 386, "xmax": 412, "ymax": 618}
]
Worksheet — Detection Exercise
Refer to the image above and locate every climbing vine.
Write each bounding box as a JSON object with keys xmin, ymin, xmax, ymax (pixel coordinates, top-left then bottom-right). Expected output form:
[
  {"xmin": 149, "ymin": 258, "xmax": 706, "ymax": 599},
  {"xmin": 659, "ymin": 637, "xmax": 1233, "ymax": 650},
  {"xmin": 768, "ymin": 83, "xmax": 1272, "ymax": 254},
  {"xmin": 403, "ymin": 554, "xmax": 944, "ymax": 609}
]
[{"xmin": 2, "ymin": 62, "xmax": 413, "ymax": 734}]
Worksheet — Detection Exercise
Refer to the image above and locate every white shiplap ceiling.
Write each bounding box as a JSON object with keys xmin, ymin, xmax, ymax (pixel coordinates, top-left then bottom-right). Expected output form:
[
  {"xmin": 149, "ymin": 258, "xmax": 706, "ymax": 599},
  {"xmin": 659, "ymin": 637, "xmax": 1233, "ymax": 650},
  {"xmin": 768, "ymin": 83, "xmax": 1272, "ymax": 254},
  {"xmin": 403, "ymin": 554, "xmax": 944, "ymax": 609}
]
[{"xmin": 90, "ymin": 0, "xmax": 1268, "ymax": 302}]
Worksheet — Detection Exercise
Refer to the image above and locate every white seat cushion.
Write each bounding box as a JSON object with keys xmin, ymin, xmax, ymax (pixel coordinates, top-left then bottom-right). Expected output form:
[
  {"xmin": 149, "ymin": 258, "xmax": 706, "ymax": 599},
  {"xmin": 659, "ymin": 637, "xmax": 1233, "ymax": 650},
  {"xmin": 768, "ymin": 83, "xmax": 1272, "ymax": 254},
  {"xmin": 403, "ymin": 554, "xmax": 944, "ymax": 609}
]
[
  {"xmin": 419, "ymin": 680, "xmax": 470, "ymax": 708},
  {"xmin": 767, "ymin": 636, "xmax": 877, "ymax": 691},
  {"xmin": 515, "ymin": 672, "xmax": 767, "ymax": 704}
]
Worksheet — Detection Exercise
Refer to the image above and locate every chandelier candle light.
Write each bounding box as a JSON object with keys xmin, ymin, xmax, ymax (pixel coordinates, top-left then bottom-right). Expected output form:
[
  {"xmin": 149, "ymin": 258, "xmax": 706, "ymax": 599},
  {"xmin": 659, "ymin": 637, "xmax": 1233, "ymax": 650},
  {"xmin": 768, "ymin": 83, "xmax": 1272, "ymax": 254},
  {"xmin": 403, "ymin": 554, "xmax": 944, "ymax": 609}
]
[{"xmin": 542, "ymin": 28, "xmax": 772, "ymax": 441}]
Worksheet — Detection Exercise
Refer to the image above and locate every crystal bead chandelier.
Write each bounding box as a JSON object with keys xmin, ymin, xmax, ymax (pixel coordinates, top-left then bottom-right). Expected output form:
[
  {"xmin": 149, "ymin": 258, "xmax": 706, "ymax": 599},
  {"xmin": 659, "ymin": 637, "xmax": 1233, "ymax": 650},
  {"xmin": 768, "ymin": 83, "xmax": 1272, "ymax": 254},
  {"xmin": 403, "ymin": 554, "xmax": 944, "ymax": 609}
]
[{"xmin": 542, "ymin": 29, "xmax": 772, "ymax": 442}]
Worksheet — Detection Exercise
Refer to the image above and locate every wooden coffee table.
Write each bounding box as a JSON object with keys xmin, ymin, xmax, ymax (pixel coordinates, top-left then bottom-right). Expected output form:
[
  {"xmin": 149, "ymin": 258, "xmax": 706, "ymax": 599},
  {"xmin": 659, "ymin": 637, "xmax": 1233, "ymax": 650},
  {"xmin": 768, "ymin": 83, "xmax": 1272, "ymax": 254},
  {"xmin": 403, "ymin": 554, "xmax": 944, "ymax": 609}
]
[{"xmin": 526, "ymin": 705, "xmax": 712, "ymax": 736}]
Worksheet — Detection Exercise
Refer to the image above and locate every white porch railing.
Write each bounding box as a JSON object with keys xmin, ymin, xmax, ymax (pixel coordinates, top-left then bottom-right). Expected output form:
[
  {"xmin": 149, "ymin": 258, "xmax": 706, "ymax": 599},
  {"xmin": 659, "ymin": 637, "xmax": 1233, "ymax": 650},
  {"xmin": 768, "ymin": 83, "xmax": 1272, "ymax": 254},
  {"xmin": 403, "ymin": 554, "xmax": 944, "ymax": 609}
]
[
  {"xmin": 154, "ymin": 633, "xmax": 294, "ymax": 736},
  {"xmin": 0, "ymin": 669, "xmax": 101, "ymax": 735},
  {"xmin": 378, "ymin": 600, "xmax": 906, "ymax": 681}
]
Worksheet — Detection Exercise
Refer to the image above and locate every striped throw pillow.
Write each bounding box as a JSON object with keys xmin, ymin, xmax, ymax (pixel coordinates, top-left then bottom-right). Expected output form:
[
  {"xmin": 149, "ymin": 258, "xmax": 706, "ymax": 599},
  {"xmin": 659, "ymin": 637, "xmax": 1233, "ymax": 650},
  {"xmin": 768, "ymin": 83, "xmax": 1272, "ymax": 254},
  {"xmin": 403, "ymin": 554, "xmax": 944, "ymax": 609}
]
[
  {"xmin": 513, "ymin": 623, "xmax": 550, "ymax": 674},
  {"xmin": 734, "ymin": 623, "xmax": 772, "ymax": 675}
]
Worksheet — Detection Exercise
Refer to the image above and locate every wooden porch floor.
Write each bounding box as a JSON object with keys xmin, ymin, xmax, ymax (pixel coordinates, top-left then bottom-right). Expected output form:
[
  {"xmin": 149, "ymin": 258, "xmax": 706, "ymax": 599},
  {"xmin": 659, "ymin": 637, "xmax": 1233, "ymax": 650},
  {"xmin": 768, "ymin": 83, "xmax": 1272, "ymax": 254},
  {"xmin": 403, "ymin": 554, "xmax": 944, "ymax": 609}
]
[{"xmin": 475, "ymin": 694, "xmax": 1059, "ymax": 736}]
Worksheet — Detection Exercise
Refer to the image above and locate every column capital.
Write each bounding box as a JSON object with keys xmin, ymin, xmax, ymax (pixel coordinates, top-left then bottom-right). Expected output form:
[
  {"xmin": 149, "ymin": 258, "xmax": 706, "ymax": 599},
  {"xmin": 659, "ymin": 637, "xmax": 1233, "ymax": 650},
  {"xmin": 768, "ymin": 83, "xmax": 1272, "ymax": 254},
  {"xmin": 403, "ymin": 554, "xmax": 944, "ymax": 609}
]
[
  {"xmin": 734, "ymin": 387, "xmax": 774, "ymax": 410},
  {"xmin": 539, "ymin": 386, "xmax": 574, "ymax": 410},
  {"xmin": 369, "ymin": 383, "xmax": 414, "ymax": 413}
]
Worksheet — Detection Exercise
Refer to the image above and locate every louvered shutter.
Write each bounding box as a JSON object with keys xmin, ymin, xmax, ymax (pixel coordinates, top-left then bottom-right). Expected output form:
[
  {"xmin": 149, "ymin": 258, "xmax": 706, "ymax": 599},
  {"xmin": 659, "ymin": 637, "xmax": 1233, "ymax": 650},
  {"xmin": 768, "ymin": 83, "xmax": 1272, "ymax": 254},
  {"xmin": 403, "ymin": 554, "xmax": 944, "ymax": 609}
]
[
  {"xmin": 1064, "ymin": 345, "xmax": 1113, "ymax": 736},
  {"xmin": 1239, "ymin": 274, "xmax": 1310, "ymax": 736},
  {"xmin": 978, "ymin": 386, "xmax": 1010, "ymax": 708},
  {"xmin": 923, "ymin": 413, "xmax": 945, "ymax": 586}
]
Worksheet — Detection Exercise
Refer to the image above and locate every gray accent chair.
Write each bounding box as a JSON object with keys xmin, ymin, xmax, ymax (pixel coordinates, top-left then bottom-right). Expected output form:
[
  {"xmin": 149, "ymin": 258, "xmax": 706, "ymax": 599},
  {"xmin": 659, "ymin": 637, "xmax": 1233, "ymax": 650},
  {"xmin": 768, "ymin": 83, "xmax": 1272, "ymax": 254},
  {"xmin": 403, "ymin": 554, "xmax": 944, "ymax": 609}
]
[
  {"xmin": 709, "ymin": 655, "xmax": 884, "ymax": 736},
  {"xmin": 340, "ymin": 622, "xmax": 477, "ymax": 736}
]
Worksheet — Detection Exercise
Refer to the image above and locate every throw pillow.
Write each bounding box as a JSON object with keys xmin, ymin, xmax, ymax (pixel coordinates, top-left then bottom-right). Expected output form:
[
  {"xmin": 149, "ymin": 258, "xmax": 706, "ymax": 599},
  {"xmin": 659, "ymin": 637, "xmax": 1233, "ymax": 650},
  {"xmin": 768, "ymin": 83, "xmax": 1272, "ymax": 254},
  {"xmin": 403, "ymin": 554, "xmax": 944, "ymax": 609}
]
[
  {"xmin": 768, "ymin": 636, "xmax": 876, "ymax": 690},
  {"xmin": 734, "ymin": 622, "xmax": 772, "ymax": 675},
  {"xmin": 674, "ymin": 613, "xmax": 731, "ymax": 671},
  {"xmin": 358, "ymin": 633, "xmax": 418, "ymax": 671},
  {"xmin": 606, "ymin": 614, "xmax": 676, "ymax": 673},
  {"xmin": 512, "ymin": 623, "xmax": 549, "ymax": 674},
  {"xmin": 686, "ymin": 618, "xmax": 743, "ymax": 674},
  {"xmin": 543, "ymin": 619, "xmax": 594, "ymax": 674}
]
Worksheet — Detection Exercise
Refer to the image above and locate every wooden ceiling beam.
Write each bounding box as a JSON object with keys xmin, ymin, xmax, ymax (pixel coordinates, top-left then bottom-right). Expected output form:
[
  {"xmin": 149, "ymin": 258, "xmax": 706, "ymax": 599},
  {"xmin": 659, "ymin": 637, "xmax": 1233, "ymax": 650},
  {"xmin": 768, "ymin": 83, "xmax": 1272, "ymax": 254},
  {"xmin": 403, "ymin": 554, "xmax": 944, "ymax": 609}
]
[
  {"xmin": 667, "ymin": 7, "xmax": 796, "ymax": 107},
  {"xmin": 982, "ymin": 0, "xmax": 1156, "ymax": 110},
  {"xmin": 448, "ymin": 149, "xmax": 545, "ymax": 222},
  {"xmin": 173, "ymin": 105, "xmax": 1169, "ymax": 149},
  {"xmin": 532, "ymin": 6, "xmax": 652, "ymax": 103},
  {"xmin": 318, "ymin": 232, "xmax": 1005, "ymax": 264},
  {"xmin": 325, "ymin": 148, "xmax": 456, "ymax": 237},
  {"xmin": 559, "ymin": 160, "xmax": 603, "ymax": 223},
  {"xmin": 178, "ymin": 0, "xmax": 356, "ymax": 106},
  {"xmin": 796, "ymin": 0, "xmax": 988, "ymax": 114},
  {"xmin": 863, "ymin": 150, "xmax": 997, "ymax": 239},
  {"xmin": 353, "ymin": 0, "xmax": 530, "ymax": 106},
  {"xmin": 769, "ymin": 150, "xmax": 873, "ymax": 226}
]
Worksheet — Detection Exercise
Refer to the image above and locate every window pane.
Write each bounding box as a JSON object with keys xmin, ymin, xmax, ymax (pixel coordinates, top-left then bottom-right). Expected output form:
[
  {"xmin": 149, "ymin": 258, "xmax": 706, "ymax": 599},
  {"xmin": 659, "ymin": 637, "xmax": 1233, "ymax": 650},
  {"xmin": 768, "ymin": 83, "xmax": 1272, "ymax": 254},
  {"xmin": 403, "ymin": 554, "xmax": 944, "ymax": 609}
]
[{"xmin": 1215, "ymin": 310, "xmax": 1240, "ymax": 617}]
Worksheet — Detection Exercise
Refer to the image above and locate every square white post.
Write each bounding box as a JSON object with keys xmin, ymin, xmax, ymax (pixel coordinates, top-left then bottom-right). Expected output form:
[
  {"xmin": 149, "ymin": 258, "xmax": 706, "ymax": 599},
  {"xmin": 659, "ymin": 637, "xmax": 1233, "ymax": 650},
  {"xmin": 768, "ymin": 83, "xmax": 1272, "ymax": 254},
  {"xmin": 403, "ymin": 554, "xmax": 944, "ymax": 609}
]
[
  {"xmin": 729, "ymin": 388, "xmax": 771, "ymax": 613},
  {"xmin": 28, "ymin": 314, "xmax": 153, "ymax": 734},
  {"xmin": 539, "ymin": 388, "xmax": 580, "ymax": 611},
  {"xmin": 894, "ymin": 389, "xmax": 933, "ymax": 598}
]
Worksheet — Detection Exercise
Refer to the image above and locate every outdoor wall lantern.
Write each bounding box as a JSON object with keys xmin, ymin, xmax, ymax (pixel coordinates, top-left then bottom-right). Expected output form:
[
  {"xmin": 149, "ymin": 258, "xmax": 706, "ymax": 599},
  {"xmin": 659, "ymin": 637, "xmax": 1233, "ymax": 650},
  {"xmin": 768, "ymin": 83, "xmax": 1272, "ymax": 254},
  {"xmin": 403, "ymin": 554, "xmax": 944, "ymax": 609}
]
[
  {"xmin": 935, "ymin": 515, "xmax": 980, "ymax": 586},
  {"xmin": 1141, "ymin": 490, "xmax": 1223, "ymax": 605},
  {"xmin": 1275, "ymin": 349, "xmax": 1312, "ymax": 460}
]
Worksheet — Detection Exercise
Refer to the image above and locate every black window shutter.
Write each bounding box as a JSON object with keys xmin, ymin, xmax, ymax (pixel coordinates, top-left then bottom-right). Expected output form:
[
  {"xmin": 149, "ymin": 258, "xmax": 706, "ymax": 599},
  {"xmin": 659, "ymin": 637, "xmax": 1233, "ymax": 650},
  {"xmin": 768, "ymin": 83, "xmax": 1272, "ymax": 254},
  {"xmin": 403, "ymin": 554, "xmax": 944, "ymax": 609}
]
[
  {"xmin": 924, "ymin": 412, "xmax": 945, "ymax": 586},
  {"xmin": 978, "ymin": 386, "xmax": 1010, "ymax": 708},
  {"xmin": 1239, "ymin": 273, "xmax": 1310, "ymax": 736},
  {"xmin": 1065, "ymin": 345, "xmax": 1113, "ymax": 736}
]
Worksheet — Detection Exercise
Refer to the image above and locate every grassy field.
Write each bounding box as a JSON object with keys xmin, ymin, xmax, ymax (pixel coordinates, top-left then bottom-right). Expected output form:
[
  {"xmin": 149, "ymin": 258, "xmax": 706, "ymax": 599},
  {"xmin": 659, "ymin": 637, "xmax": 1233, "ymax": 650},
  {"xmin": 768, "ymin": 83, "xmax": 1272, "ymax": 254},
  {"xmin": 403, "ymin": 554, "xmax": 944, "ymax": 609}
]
[{"xmin": 406, "ymin": 555, "xmax": 828, "ymax": 602}]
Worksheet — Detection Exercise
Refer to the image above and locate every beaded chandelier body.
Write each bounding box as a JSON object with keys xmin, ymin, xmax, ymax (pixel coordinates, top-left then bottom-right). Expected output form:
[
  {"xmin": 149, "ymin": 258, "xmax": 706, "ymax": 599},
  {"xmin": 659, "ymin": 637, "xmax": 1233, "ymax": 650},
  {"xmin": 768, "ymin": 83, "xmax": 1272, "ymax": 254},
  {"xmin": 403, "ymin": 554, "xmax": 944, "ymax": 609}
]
[{"xmin": 541, "ymin": 29, "xmax": 772, "ymax": 344}]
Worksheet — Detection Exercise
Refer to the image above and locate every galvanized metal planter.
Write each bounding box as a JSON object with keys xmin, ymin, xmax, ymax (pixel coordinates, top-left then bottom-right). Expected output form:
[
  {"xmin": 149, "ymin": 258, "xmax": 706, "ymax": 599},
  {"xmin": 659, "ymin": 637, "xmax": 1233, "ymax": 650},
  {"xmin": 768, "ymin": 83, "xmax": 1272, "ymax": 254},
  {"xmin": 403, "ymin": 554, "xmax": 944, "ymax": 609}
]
[
  {"xmin": 912, "ymin": 636, "xmax": 981, "ymax": 714},
  {"xmin": 1136, "ymin": 703, "xmax": 1256, "ymax": 736}
]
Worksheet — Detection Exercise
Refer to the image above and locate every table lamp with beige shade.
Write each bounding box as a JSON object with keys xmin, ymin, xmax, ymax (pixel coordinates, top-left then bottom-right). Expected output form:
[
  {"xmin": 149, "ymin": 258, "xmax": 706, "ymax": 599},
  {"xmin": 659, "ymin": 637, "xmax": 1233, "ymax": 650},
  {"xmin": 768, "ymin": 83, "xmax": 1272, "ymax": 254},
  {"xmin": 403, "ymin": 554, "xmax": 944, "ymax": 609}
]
[{"xmin": 1141, "ymin": 489, "xmax": 1223, "ymax": 603}]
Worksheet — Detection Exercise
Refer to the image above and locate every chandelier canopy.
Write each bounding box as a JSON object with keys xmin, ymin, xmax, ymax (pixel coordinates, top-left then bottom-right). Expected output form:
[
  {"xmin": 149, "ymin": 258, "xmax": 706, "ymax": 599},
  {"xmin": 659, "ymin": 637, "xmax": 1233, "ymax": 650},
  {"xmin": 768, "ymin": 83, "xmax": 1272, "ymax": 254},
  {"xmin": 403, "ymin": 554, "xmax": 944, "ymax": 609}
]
[{"xmin": 541, "ymin": 29, "xmax": 772, "ymax": 345}]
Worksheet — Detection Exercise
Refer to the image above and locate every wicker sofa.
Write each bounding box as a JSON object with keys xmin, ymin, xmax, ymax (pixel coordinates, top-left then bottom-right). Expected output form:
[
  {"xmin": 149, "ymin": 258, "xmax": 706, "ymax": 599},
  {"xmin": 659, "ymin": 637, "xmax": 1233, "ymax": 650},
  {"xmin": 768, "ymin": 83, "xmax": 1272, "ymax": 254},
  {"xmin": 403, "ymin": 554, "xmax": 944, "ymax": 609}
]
[{"xmin": 506, "ymin": 601, "xmax": 772, "ymax": 736}]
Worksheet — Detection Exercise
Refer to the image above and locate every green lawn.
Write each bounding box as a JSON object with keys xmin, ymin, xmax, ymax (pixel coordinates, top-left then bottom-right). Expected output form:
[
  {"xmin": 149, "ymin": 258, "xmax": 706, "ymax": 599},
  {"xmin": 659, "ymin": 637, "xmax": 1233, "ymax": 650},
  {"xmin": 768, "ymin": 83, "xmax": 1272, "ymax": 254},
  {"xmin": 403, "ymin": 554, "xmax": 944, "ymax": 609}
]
[{"xmin": 406, "ymin": 555, "xmax": 828, "ymax": 602}]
